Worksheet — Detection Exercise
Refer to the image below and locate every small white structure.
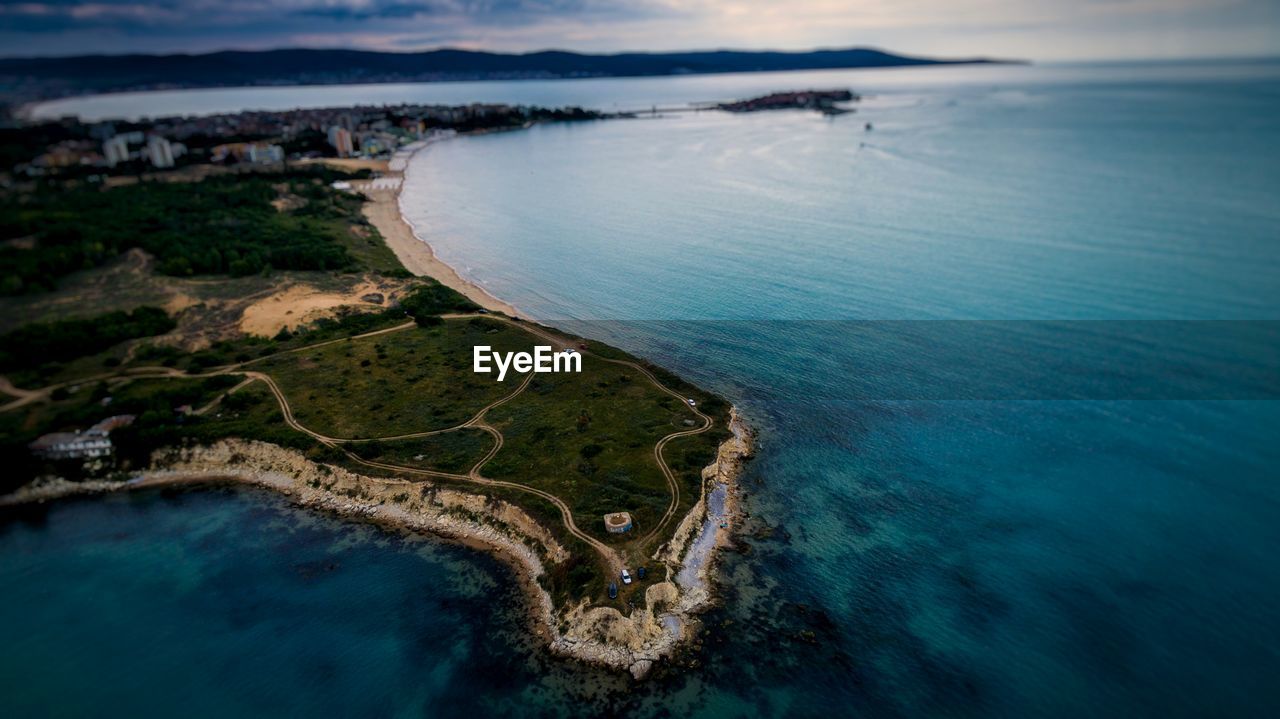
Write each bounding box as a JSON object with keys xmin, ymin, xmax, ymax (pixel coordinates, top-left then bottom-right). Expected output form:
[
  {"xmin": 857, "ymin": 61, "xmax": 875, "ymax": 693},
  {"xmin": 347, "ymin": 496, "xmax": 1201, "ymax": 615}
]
[{"xmin": 603, "ymin": 511, "xmax": 633, "ymax": 534}]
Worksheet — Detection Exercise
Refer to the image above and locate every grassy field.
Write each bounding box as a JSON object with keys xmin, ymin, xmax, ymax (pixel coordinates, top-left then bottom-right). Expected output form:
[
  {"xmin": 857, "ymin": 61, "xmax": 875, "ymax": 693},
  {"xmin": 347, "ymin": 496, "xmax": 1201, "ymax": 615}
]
[
  {"xmin": 1, "ymin": 164, "xmax": 736, "ymax": 609},
  {"xmin": 346, "ymin": 429, "xmax": 494, "ymax": 474},
  {"xmin": 0, "ymin": 309, "xmax": 734, "ymax": 604},
  {"xmin": 253, "ymin": 317, "xmax": 537, "ymax": 438},
  {"xmin": 482, "ymin": 359, "xmax": 689, "ymax": 544}
]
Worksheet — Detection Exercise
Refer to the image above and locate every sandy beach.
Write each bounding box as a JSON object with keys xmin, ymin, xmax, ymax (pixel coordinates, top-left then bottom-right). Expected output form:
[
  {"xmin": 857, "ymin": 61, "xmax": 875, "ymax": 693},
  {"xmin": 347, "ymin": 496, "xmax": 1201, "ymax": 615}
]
[{"xmin": 341, "ymin": 147, "xmax": 522, "ymax": 318}]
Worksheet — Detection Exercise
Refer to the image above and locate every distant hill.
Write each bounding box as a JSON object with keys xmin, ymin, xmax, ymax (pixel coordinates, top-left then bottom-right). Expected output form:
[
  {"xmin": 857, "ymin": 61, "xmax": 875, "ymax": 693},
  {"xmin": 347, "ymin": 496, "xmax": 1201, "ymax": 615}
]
[{"xmin": 0, "ymin": 47, "xmax": 1011, "ymax": 100}]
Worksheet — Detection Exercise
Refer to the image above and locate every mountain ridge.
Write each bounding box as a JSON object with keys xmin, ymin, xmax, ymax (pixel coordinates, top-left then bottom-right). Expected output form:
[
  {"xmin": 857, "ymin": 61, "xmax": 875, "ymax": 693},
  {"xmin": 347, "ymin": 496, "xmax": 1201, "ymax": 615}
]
[{"xmin": 0, "ymin": 46, "xmax": 1016, "ymax": 100}]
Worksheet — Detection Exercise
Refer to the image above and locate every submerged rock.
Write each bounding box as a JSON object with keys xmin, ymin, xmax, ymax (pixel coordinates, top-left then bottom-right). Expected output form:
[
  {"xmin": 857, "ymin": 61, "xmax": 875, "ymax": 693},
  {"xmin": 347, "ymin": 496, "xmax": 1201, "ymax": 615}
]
[{"xmin": 629, "ymin": 659, "xmax": 654, "ymax": 680}]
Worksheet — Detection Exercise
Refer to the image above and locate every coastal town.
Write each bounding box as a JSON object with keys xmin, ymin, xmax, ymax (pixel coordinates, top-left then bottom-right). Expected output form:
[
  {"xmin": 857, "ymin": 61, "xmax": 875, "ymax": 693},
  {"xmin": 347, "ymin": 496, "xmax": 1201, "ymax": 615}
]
[
  {"xmin": 0, "ymin": 88, "xmax": 861, "ymax": 183},
  {"xmin": 1, "ymin": 102, "xmax": 606, "ymax": 181}
]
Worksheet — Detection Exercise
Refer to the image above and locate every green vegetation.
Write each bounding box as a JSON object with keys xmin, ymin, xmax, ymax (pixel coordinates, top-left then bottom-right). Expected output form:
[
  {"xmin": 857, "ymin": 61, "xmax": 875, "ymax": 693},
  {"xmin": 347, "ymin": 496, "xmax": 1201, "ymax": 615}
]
[
  {"xmin": 483, "ymin": 362, "xmax": 683, "ymax": 543},
  {"xmin": 0, "ymin": 169, "xmax": 387, "ymax": 295},
  {"xmin": 346, "ymin": 429, "xmax": 493, "ymax": 474},
  {"xmin": 0, "ymin": 307, "xmax": 734, "ymax": 605},
  {"xmin": 0, "ymin": 159, "xmax": 735, "ymax": 609},
  {"xmin": 0, "ymin": 376, "xmax": 321, "ymax": 493},
  {"xmin": 399, "ymin": 280, "xmax": 480, "ymax": 317},
  {"xmin": 110, "ymin": 381, "xmax": 323, "ymax": 465},
  {"xmin": 256, "ymin": 317, "xmax": 534, "ymax": 438},
  {"xmin": 0, "ymin": 306, "xmax": 174, "ymax": 371}
]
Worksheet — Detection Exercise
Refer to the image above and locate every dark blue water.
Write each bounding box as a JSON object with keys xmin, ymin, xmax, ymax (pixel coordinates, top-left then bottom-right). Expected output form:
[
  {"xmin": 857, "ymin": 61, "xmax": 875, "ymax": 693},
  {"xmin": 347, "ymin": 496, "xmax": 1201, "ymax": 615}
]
[
  {"xmin": 6, "ymin": 61, "xmax": 1280, "ymax": 717},
  {"xmin": 0, "ymin": 488, "xmax": 653, "ymax": 716},
  {"xmin": 397, "ymin": 60, "xmax": 1280, "ymax": 716}
]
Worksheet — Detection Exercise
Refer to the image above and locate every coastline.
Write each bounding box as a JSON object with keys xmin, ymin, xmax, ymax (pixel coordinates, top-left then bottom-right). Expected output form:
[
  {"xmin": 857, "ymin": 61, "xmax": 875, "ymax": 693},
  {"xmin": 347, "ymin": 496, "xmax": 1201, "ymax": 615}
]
[
  {"xmin": 354, "ymin": 140, "xmax": 522, "ymax": 318},
  {"xmin": 1, "ymin": 130, "xmax": 756, "ymax": 679},
  {"xmin": 2, "ymin": 421, "xmax": 753, "ymax": 679}
]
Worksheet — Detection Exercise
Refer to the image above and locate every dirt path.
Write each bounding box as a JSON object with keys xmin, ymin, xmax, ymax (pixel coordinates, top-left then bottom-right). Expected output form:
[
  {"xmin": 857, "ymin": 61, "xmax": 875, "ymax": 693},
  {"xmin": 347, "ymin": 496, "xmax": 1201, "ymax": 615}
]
[
  {"xmin": 239, "ymin": 366, "xmax": 623, "ymax": 572},
  {"xmin": 0, "ymin": 376, "xmax": 39, "ymax": 402},
  {"xmin": 469, "ymin": 314, "xmax": 714, "ymax": 545},
  {"xmin": 3, "ymin": 313, "xmax": 711, "ymax": 572},
  {"xmin": 193, "ymin": 377, "xmax": 255, "ymax": 416}
]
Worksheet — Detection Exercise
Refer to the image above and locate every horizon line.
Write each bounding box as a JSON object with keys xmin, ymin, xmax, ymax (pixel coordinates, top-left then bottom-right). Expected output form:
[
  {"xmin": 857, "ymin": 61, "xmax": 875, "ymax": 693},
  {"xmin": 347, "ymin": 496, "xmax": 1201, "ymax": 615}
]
[{"xmin": 2, "ymin": 44, "xmax": 1009, "ymax": 64}]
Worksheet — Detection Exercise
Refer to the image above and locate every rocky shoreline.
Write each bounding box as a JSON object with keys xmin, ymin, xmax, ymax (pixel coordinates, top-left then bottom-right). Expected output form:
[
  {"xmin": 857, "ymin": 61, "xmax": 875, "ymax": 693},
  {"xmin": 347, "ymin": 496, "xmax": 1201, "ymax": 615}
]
[{"xmin": 0, "ymin": 409, "xmax": 753, "ymax": 680}]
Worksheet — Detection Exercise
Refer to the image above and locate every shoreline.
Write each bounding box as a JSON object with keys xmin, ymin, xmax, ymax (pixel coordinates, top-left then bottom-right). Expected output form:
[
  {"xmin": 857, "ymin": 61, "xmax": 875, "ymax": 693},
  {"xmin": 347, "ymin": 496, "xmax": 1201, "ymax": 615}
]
[
  {"xmin": 0, "ymin": 440, "xmax": 566, "ymax": 656},
  {"xmin": 355, "ymin": 139, "xmax": 523, "ymax": 318},
  {"xmin": 2, "ymin": 129, "xmax": 757, "ymax": 679},
  {"xmin": 361, "ymin": 139, "xmax": 759, "ymax": 668},
  {"xmin": 1, "ymin": 423, "xmax": 753, "ymax": 679}
]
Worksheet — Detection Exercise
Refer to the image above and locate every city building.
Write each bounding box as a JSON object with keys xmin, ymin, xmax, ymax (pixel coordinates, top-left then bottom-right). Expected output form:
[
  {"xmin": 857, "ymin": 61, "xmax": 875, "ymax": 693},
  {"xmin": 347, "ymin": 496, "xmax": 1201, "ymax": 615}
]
[
  {"xmin": 246, "ymin": 143, "xmax": 284, "ymax": 164},
  {"xmin": 327, "ymin": 126, "xmax": 354, "ymax": 157},
  {"xmin": 215, "ymin": 142, "xmax": 285, "ymax": 164},
  {"xmin": 354, "ymin": 130, "xmax": 393, "ymax": 156},
  {"xmin": 146, "ymin": 135, "xmax": 175, "ymax": 168},
  {"xmin": 102, "ymin": 135, "xmax": 129, "ymax": 166}
]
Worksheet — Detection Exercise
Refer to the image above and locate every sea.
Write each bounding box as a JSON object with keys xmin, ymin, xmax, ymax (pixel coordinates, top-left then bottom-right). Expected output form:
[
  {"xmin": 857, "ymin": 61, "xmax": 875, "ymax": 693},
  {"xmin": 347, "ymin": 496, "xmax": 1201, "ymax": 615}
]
[{"xmin": 6, "ymin": 61, "xmax": 1280, "ymax": 717}]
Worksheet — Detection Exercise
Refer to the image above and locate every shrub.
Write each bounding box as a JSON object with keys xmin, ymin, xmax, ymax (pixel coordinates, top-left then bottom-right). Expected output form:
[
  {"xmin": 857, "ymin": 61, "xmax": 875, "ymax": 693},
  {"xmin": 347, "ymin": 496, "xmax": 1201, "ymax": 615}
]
[{"xmin": 0, "ymin": 306, "xmax": 175, "ymax": 371}]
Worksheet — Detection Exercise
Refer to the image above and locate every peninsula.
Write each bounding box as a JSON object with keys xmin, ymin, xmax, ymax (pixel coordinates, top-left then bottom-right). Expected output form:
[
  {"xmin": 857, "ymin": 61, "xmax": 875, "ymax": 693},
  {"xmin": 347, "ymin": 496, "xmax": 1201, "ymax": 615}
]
[
  {"xmin": 0, "ymin": 102, "xmax": 752, "ymax": 679},
  {"xmin": 718, "ymin": 89, "xmax": 858, "ymax": 114}
]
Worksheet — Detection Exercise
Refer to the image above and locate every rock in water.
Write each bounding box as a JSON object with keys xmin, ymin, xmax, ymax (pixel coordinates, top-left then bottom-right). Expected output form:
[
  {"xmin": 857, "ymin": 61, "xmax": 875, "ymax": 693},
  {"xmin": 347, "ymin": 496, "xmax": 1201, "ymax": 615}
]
[{"xmin": 630, "ymin": 659, "xmax": 654, "ymax": 680}]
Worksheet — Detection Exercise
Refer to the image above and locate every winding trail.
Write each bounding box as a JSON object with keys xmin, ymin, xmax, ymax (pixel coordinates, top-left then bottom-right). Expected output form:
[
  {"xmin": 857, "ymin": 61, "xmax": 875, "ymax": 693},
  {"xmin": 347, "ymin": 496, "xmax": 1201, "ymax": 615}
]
[
  {"xmin": 2, "ymin": 312, "xmax": 715, "ymax": 570},
  {"xmin": 470, "ymin": 315, "xmax": 715, "ymax": 545}
]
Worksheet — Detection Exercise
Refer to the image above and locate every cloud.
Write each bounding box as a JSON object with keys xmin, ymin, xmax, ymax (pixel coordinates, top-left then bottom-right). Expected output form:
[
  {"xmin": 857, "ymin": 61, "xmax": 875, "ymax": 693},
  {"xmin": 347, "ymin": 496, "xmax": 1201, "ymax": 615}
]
[
  {"xmin": 0, "ymin": 0, "xmax": 1276, "ymax": 60},
  {"xmin": 292, "ymin": 2, "xmax": 443, "ymax": 21},
  {"xmin": 0, "ymin": 1, "xmax": 177, "ymax": 32},
  {"xmin": 0, "ymin": 0, "xmax": 671, "ymax": 37}
]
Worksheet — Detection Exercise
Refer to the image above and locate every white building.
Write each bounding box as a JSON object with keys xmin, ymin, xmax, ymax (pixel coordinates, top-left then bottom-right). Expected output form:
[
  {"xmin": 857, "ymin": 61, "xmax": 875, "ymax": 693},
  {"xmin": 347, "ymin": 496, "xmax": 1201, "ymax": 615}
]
[
  {"xmin": 29, "ymin": 431, "xmax": 113, "ymax": 459},
  {"xmin": 29, "ymin": 415, "xmax": 135, "ymax": 461},
  {"xmin": 247, "ymin": 143, "xmax": 284, "ymax": 164},
  {"xmin": 103, "ymin": 135, "xmax": 129, "ymax": 166},
  {"xmin": 146, "ymin": 136, "xmax": 175, "ymax": 168}
]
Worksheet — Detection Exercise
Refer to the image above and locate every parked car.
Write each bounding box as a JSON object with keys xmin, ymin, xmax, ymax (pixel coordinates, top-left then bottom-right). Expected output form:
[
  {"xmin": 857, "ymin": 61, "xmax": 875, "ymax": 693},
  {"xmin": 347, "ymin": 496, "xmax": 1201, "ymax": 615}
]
[{"xmin": 621, "ymin": 569, "xmax": 633, "ymax": 585}]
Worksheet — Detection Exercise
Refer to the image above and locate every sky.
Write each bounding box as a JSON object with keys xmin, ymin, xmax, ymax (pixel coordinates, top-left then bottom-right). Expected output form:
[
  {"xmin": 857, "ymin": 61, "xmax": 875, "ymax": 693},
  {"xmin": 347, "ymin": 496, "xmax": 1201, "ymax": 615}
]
[{"xmin": 0, "ymin": 0, "xmax": 1277, "ymax": 61}]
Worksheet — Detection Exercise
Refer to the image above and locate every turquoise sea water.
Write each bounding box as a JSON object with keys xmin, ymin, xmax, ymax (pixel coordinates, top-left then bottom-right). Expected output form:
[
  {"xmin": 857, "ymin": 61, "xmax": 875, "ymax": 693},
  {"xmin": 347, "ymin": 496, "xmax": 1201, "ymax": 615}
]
[{"xmin": 7, "ymin": 62, "xmax": 1280, "ymax": 716}]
